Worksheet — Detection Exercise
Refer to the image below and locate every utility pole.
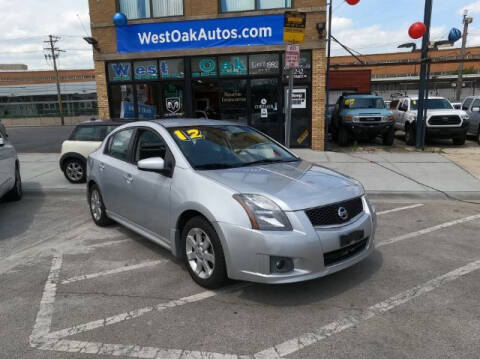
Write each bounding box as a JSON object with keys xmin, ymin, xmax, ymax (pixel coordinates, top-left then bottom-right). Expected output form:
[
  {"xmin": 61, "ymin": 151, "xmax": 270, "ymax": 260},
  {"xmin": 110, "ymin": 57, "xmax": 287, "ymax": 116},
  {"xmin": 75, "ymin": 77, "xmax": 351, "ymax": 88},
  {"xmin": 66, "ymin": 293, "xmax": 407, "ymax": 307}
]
[
  {"xmin": 455, "ymin": 10, "xmax": 473, "ymax": 101},
  {"xmin": 44, "ymin": 35, "xmax": 65, "ymax": 126},
  {"xmin": 415, "ymin": 0, "xmax": 433, "ymax": 150},
  {"xmin": 324, "ymin": 0, "xmax": 333, "ymax": 150}
]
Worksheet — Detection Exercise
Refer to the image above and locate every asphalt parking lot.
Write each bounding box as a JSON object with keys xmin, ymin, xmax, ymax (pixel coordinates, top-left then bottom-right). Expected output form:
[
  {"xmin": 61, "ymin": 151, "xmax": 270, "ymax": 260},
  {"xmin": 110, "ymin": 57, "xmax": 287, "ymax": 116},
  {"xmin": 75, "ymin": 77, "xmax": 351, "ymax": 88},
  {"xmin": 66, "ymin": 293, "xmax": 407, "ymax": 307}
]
[
  {"xmin": 5, "ymin": 126, "xmax": 75, "ymax": 153},
  {"xmin": 1, "ymin": 192, "xmax": 480, "ymax": 358}
]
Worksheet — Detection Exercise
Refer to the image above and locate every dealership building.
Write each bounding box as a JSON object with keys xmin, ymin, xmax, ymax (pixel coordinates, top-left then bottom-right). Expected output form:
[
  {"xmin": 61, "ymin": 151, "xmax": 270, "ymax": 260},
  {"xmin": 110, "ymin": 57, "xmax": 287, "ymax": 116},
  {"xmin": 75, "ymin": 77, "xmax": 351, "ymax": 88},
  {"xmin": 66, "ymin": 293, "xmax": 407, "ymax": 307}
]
[{"xmin": 88, "ymin": 0, "xmax": 327, "ymax": 149}]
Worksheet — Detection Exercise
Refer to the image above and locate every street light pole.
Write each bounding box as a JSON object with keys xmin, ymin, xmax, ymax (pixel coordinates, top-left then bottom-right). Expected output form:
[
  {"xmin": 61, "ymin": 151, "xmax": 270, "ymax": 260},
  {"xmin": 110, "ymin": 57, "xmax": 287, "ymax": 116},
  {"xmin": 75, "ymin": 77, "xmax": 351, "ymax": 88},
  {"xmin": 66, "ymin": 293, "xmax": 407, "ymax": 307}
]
[
  {"xmin": 415, "ymin": 0, "xmax": 433, "ymax": 150},
  {"xmin": 324, "ymin": 0, "xmax": 333, "ymax": 150},
  {"xmin": 455, "ymin": 10, "xmax": 473, "ymax": 101}
]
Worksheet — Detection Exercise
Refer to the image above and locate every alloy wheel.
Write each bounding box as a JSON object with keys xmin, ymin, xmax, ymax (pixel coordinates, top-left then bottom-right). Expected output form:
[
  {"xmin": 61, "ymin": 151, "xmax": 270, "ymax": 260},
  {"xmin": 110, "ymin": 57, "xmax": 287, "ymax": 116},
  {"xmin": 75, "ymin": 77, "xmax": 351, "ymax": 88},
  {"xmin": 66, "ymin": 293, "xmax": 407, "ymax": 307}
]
[
  {"xmin": 66, "ymin": 161, "xmax": 84, "ymax": 182},
  {"xmin": 185, "ymin": 228, "xmax": 216, "ymax": 280},
  {"xmin": 90, "ymin": 189, "xmax": 102, "ymax": 222}
]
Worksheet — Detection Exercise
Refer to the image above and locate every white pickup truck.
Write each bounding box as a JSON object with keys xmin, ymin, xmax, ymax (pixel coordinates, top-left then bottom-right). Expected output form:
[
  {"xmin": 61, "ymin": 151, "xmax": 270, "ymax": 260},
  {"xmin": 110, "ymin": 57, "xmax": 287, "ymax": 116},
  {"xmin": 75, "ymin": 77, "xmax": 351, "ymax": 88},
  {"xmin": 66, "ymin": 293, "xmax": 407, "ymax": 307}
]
[{"xmin": 391, "ymin": 96, "xmax": 470, "ymax": 145}]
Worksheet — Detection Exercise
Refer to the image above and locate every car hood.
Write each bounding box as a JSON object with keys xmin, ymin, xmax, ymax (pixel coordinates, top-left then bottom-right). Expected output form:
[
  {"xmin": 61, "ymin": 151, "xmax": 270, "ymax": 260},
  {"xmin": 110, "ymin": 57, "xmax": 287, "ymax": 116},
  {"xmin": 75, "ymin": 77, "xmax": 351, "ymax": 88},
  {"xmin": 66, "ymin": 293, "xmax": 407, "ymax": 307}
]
[
  {"xmin": 198, "ymin": 160, "xmax": 364, "ymax": 211},
  {"xmin": 342, "ymin": 108, "xmax": 392, "ymax": 116},
  {"xmin": 407, "ymin": 109, "xmax": 467, "ymax": 117}
]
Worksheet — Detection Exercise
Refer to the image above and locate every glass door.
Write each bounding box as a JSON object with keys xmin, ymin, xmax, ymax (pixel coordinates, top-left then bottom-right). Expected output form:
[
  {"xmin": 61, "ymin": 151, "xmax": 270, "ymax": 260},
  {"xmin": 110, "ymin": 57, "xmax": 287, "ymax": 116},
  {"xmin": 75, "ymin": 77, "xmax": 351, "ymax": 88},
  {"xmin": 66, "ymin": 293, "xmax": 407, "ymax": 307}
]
[
  {"xmin": 192, "ymin": 79, "xmax": 220, "ymax": 120},
  {"xmin": 250, "ymin": 78, "xmax": 283, "ymax": 144},
  {"xmin": 284, "ymin": 85, "xmax": 311, "ymax": 148}
]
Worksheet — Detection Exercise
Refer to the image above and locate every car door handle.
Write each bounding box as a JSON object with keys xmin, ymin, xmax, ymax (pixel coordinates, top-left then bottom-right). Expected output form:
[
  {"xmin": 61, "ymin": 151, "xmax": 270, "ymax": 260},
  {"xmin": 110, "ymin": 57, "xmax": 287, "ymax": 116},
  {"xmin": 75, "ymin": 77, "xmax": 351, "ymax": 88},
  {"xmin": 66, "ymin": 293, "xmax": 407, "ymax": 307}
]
[
  {"xmin": 99, "ymin": 162, "xmax": 105, "ymax": 171},
  {"xmin": 124, "ymin": 174, "xmax": 133, "ymax": 184}
]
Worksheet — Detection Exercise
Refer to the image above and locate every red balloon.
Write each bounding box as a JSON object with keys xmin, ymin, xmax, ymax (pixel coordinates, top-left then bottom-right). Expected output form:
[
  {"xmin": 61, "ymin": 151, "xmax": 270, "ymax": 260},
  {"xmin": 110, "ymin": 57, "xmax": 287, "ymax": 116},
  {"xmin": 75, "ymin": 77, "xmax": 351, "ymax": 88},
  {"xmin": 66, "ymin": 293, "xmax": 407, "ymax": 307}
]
[
  {"xmin": 346, "ymin": 0, "xmax": 360, "ymax": 4},
  {"xmin": 409, "ymin": 22, "xmax": 426, "ymax": 39}
]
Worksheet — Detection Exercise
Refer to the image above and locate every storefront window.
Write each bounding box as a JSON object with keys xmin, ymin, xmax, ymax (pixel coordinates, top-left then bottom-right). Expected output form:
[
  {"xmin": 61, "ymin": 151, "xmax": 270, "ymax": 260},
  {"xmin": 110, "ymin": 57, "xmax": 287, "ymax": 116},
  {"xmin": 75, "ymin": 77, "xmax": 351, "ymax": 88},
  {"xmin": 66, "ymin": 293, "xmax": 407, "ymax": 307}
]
[
  {"xmin": 108, "ymin": 62, "xmax": 132, "ymax": 82},
  {"xmin": 192, "ymin": 57, "xmax": 218, "ymax": 77},
  {"xmin": 134, "ymin": 61, "xmax": 158, "ymax": 81},
  {"xmin": 110, "ymin": 84, "xmax": 134, "ymax": 119},
  {"xmin": 258, "ymin": 0, "xmax": 291, "ymax": 9},
  {"xmin": 119, "ymin": 0, "xmax": 150, "ymax": 19},
  {"xmin": 136, "ymin": 84, "xmax": 158, "ymax": 119},
  {"xmin": 219, "ymin": 55, "xmax": 248, "ymax": 76},
  {"xmin": 249, "ymin": 54, "xmax": 280, "ymax": 75},
  {"xmin": 282, "ymin": 51, "xmax": 312, "ymax": 82},
  {"xmin": 152, "ymin": 0, "xmax": 183, "ymax": 17},
  {"xmin": 161, "ymin": 83, "xmax": 185, "ymax": 118},
  {"xmin": 193, "ymin": 80, "xmax": 220, "ymax": 119},
  {"xmin": 221, "ymin": 0, "xmax": 255, "ymax": 12},
  {"xmin": 220, "ymin": 80, "xmax": 248, "ymax": 124},
  {"xmin": 159, "ymin": 58, "xmax": 184, "ymax": 79}
]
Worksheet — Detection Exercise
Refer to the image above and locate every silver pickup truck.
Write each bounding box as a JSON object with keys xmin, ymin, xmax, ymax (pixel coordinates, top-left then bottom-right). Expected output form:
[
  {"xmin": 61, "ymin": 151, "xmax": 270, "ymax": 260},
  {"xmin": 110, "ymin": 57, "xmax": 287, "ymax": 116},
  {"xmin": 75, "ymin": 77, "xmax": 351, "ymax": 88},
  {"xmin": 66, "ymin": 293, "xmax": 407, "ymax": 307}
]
[{"xmin": 391, "ymin": 96, "xmax": 470, "ymax": 145}]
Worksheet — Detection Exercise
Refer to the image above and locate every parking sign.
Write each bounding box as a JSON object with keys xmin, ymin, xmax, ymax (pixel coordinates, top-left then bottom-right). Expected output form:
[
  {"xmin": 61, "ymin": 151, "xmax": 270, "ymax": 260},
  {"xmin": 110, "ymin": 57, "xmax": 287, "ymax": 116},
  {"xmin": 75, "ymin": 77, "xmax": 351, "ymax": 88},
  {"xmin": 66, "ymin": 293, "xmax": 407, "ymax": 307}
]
[{"xmin": 285, "ymin": 44, "xmax": 300, "ymax": 69}]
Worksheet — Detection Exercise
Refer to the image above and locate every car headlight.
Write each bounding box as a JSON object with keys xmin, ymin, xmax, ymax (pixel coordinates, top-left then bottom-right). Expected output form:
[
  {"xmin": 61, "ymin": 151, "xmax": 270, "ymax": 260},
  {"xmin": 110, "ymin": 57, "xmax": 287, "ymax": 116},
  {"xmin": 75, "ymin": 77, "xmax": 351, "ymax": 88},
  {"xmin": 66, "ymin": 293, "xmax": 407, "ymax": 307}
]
[
  {"xmin": 233, "ymin": 194, "xmax": 292, "ymax": 231},
  {"xmin": 461, "ymin": 114, "xmax": 470, "ymax": 120}
]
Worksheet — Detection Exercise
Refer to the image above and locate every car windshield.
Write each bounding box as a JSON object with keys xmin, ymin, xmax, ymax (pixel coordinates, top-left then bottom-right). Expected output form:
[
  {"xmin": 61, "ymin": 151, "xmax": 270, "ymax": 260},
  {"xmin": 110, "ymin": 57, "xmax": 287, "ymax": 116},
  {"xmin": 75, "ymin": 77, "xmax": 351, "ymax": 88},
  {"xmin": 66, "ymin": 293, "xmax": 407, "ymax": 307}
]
[
  {"xmin": 410, "ymin": 99, "xmax": 453, "ymax": 110},
  {"xmin": 345, "ymin": 97, "xmax": 385, "ymax": 109},
  {"xmin": 168, "ymin": 125, "xmax": 298, "ymax": 170}
]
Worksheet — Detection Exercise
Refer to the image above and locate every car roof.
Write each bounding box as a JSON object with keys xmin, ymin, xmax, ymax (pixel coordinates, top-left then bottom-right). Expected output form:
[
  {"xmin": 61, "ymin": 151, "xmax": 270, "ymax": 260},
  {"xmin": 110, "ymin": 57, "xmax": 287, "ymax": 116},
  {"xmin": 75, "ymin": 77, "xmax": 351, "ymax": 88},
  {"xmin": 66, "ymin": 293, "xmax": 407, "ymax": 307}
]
[
  {"xmin": 344, "ymin": 94, "xmax": 381, "ymax": 98},
  {"xmin": 402, "ymin": 96, "xmax": 445, "ymax": 100}
]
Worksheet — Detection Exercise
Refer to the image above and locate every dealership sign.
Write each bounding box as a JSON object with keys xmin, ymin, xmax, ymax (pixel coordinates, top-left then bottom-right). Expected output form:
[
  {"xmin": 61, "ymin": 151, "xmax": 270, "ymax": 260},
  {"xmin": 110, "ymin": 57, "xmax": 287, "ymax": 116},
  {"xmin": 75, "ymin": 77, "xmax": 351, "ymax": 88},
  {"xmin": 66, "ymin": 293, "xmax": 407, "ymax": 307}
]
[{"xmin": 116, "ymin": 15, "xmax": 284, "ymax": 53}]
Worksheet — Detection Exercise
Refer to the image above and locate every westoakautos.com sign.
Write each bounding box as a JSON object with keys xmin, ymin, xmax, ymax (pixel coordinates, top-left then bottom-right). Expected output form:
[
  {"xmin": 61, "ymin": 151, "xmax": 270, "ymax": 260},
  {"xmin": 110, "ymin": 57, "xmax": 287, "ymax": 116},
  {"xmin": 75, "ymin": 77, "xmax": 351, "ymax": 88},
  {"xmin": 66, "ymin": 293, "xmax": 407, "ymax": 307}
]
[{"xmin": 116, "ymin": 15, "xmax": 284, "ymax": 53}]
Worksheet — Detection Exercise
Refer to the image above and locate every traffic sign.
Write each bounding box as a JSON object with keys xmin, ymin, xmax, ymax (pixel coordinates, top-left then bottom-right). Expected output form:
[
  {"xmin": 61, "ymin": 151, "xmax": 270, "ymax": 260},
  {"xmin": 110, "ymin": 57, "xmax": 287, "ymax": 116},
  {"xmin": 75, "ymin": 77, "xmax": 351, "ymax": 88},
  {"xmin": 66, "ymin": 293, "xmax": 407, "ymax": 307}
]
[
  {"xmin": 283, "ymin": 11, "xmax": 306, "ymax": 43},
  {"xmin": 285, "ymin": 44, "xmax": 300, "ymax": 69}
]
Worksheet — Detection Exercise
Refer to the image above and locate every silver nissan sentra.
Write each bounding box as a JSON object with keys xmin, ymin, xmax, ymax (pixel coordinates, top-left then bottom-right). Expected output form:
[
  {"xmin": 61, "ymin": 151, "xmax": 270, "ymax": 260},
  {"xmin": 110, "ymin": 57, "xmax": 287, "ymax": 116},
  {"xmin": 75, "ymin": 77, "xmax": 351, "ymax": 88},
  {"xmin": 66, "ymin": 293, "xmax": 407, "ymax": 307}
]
[{"xmin": 87, "ymin": 120, "xmax": 376, "ymax": 288}]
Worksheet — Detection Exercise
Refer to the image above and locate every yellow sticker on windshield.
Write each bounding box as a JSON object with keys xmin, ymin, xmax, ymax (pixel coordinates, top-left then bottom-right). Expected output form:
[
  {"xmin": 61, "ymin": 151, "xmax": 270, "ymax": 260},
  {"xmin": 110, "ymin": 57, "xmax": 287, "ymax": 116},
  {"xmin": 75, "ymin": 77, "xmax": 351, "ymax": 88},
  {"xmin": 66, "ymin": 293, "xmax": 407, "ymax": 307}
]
[
  {"xmin": 412, "ymin": 100, "xmax": 417, "ymax": 105},
  {"xmin": 174, "ymin": 129, "xmax": 204, "ymax": 141},
  {"xmin": 344, "ymin": 98, "xmax": 355, "ymax": 106}
]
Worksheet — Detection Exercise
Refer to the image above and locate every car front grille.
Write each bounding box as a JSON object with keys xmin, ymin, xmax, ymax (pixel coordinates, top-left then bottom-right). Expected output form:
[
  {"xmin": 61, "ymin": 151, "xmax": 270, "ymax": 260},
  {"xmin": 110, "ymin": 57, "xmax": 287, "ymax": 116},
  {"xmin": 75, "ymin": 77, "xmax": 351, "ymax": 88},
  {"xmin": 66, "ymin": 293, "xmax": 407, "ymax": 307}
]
[
  {"xmin": 358, "ymin": 117, "xmax": 382, "ymax": 122},
  {"xmin": 305, "ymin": 197, "xmax": 364, "ymax": 227},
  {"xmin": 324, "ymin": 238, "xmax": 368, "ymax": 266},
  {"xmin": 428, "ymin": 115, "xmax": 461, "ymax": 126}
]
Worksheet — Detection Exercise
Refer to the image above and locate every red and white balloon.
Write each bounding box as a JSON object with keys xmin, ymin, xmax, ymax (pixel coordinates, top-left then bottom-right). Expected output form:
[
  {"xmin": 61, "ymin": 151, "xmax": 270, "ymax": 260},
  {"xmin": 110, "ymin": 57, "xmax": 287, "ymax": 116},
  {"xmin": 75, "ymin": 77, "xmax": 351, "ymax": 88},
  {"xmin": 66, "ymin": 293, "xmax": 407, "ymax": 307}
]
[{"xmin": 408, "ymin": 22, "xmax": 426, "ymax": 39}]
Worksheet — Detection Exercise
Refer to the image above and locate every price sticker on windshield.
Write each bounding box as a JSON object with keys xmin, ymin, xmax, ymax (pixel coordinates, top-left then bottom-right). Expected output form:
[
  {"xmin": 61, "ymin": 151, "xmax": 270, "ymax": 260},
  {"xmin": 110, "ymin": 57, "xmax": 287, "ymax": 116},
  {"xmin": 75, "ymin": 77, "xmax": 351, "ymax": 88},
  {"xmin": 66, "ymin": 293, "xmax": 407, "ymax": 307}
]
[
  {"xmin": 174, "ymin": 129, "xmax": 204, "ymax": 141},
  {"xmin": 344, "ymin": 98, "xmax": 355, "ymax": 107}
]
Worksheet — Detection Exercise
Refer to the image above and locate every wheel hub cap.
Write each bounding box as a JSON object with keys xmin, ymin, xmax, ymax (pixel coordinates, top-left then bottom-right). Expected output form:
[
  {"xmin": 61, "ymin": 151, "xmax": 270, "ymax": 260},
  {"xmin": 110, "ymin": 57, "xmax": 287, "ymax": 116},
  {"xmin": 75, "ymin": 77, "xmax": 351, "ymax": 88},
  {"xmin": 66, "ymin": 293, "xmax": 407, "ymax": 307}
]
[{"xmin": 185, "ymin": 228, "xmax": 215, "ymax": 280}]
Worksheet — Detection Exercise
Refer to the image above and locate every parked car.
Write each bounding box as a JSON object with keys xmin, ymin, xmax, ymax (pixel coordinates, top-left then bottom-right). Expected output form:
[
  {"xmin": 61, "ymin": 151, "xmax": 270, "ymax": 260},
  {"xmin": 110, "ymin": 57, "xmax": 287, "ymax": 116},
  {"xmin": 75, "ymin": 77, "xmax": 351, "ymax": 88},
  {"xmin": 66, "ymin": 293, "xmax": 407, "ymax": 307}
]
[
  {"xmin": 391, "ymin": 96, "xmax": 470, "ymax": 145},
  {"xmin": 87, "ymin": 120, "xmax": 376, "ymax": 288},
  {"xmin": 331, "ymin": 94, "xmax": 395, "ymax": 146},
  {"xmin": 60, "ymin": 121, "xmax": 124, "ymax": 183},
  {"xmin": 0, "ymin": 125, "xmax": 22, "ymax": 201},
  {"xmin": 461, "ymin": 96, "xmax": 480, "ymax": 144}
]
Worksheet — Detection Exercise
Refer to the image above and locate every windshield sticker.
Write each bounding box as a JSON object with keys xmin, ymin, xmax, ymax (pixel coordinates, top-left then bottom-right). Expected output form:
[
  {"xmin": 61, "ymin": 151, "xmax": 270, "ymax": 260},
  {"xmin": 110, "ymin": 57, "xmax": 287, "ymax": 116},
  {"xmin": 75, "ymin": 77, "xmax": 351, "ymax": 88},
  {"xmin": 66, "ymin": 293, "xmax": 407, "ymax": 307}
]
[
  {"xmin": 344, "ymin": 98, "xmax": 355, "ymax": 106},
  {"xmin": 412, "ymin": 100, "xmax": 417, "ymax": 105},
  {"xmin": 174, "ymin": 129, "xmax": 204, "ymax": 141}
]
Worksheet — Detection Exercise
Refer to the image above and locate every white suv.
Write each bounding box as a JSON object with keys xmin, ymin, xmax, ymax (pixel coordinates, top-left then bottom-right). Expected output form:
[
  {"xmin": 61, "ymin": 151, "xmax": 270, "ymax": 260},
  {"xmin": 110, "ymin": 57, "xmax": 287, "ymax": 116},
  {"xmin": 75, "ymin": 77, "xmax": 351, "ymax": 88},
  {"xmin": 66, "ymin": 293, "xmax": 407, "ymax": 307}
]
[
  {"xmin": 391, "ymin": 97, "xmax": 470, "ymax": 145},
  {"xmin": 0, "ymin": 126, "xmax": 22, "ymax": 201},
  {"xmin": 60, "ymin": 121, "xmax": 122, "ymax": 183}
]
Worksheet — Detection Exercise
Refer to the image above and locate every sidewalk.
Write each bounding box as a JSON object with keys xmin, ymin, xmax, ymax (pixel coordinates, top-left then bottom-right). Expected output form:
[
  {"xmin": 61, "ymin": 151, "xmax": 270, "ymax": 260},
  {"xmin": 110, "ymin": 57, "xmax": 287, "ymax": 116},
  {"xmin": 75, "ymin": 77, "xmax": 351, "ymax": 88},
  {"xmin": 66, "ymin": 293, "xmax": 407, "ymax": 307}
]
[{"xmin": 18, "ymin": 151, "xmax": 480, "ymax": 198}]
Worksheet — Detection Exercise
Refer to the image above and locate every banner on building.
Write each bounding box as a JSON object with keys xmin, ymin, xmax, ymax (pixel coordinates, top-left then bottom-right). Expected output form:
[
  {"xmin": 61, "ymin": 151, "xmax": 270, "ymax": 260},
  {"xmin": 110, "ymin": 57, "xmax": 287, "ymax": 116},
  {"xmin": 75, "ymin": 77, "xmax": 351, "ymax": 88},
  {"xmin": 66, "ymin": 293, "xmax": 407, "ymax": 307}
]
[{"xmin": 117, "ymin": 15, "xmax": 285, "ymax": 53}]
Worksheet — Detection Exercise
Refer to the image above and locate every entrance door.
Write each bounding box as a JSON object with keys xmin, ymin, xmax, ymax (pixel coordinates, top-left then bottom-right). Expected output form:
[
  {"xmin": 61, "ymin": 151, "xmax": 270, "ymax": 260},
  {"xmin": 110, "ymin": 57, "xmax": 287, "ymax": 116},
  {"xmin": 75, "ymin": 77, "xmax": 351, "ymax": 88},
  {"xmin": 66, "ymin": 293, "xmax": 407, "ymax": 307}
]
[
  {"xmin": 284, "ymin": 86, "xmax": 311, "ymax": 148},
  {"xmin": 193, "ymin": 79, "xmax": 220, "ymax": 120},
  {"xmin": 250, "ymin": 78, "xmax": 283, "ymax": 144}
]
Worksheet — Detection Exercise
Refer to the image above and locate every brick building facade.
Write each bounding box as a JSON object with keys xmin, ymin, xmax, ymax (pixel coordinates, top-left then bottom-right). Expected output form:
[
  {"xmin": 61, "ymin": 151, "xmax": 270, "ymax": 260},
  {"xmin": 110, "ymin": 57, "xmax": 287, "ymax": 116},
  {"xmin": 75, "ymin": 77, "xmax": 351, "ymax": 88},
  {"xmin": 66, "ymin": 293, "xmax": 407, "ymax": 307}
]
[{"xmin": 88, "ymin": 0, "xmax": 327, "ymax": 149}]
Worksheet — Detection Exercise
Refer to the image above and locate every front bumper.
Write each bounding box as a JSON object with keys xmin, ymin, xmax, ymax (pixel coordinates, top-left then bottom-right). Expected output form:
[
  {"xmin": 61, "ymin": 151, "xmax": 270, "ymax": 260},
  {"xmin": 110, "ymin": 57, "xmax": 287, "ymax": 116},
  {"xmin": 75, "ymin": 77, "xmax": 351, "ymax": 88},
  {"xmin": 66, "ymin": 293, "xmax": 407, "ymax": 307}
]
[
  {"xmin": 426, "ymin": 125, "xmax": 468, "ymax": 139},
  {"xmin": 214, "ymin": 198, "xmax": 376, "ymax": 284},
  {"xmin": 343, "ymin": 121, "xmax": 394, "ymax": 139}
]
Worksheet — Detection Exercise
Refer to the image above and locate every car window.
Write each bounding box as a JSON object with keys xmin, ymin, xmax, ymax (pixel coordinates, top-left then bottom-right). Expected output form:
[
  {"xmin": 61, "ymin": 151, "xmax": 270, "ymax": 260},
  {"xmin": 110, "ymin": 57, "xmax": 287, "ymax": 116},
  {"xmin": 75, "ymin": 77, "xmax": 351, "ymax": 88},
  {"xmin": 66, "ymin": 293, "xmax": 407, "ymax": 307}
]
[
  {"xmin": 106, "ymin": 129, "xmax": 135, "ymax": 161},
  {"xmin": 344, "ymin": 97, "xmax": 385, "ymax": 109},
  {"xmin": 134, "ymin": 130, "xmax": 166, "ymax": 163},
  {"xmin": 462, "ymin": 98, "xmax": 473, "ymax": 111},
  {"xmin": 472, "ymin": 99, "xmax": 480, "ymax": 109},
  {"xmin": 390, "ymin": 100, "xmax": 399, "ymax": 110},
  {"xmin": 71, "ymin": 126, "xmax": 103, "ymax": 141}
]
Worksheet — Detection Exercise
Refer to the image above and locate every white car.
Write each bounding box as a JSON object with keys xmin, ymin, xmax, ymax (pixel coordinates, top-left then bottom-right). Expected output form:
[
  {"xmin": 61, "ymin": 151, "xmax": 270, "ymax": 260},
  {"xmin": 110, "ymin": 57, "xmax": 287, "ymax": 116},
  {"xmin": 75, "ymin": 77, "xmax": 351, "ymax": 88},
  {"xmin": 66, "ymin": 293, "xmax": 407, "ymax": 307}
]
[
  {"xmin": 60, "ymin": 121, "xmax": 122, "ymax": 183},
  {"xmin": 391, "ymin": 97, "xmax": 470, "ymax": 145},
  {"xmin": 0, "ymin": 126, "xmax": 22, "ymax": 201}
]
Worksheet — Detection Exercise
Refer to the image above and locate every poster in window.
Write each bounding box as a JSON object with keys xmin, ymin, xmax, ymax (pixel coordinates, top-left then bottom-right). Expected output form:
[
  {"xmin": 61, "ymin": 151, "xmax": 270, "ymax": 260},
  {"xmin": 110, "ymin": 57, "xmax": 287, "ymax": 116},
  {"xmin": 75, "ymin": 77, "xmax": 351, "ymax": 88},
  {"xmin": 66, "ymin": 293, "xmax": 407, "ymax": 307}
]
[
  {"xmin": 249, "ymin": 54, "xmax": 280, "ymax": 75},
  {"xmin": 219, "ymin": 55, "xmax": 247, "ymax": 76},
  {"xmin": 134, "ymin": 61, "xmax": 158, "ymax": 80},
  {"xmin": 159, "ymin": 58, "xmax": 184, "ymax": 79},
  {"xmin": 192, "ymin": 57, "xmax": 217, "ymax": 77},
  {"xmin": 108, "ymin": 62, "xmax": 132, "ymax": 82}
]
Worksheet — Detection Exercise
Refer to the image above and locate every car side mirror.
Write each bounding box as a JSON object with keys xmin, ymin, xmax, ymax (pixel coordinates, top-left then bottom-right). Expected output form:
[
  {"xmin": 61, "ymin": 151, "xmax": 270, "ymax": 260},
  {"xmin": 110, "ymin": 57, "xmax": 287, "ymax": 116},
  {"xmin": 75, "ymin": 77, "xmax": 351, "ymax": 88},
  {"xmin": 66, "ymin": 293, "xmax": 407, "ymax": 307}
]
[
  {"xmin": 138, "ymin": 157, "xmax": 165, "ymax": 173},
  {"xmin": 472, "ymin": 107, "xmax": 480, "ymax": 112},
  {"xmin": 0, "ymin": 137, "xmax": 4, "ymax": 146}
]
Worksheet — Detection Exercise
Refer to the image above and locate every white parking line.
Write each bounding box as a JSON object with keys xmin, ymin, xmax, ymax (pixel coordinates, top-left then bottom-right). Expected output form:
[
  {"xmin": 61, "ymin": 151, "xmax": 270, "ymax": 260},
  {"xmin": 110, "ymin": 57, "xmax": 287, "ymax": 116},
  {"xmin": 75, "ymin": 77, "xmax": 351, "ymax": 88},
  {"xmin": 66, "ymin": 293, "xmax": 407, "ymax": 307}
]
[
  {"xmin": 377, "ymin": 203, "xmax": 424, "ymax": 216},
  {"xmin": 377, "ymin": 213, "xmax": 480, "ymax": 248},
  {"xmin": 253, "ymin": 258, "xmax": 480, "ymax": 358},
  {"xmin": 61, "ymin": 260, "xmax": 166, "ymax": 285},
  {"xmin": 88, "ymin": 240, "xmax": 129, "ymax": 249}
]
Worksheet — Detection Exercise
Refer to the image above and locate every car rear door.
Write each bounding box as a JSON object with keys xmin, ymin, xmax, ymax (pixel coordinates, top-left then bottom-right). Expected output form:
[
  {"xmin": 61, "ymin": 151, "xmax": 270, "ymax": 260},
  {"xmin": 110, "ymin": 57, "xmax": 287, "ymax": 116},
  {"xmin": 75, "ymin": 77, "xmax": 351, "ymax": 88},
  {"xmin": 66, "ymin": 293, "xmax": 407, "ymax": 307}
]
[
  {"xmin": 468, "ymin": 99, "xmax": 480, "ymax": 135},
  {"xmin": 128, "ymin": 128, "xmax": 173, "ymax": 242},
  {"xmin": 0, "ymin": 130, "xmax": 15, "ymax": 197},
  {"xmin": 100, "ymin": 128, "xmax": 137, "ymax": 219}
]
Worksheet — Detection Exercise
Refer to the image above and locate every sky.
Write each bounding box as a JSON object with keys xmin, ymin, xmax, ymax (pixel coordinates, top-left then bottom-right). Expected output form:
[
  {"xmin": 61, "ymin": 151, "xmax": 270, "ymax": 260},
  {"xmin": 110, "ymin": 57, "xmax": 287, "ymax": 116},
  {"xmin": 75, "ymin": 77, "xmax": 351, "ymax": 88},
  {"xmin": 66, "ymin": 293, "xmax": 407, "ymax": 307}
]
[{"xmin": 0, "ymin": 0, "xmax": 480, "ymax": 70}]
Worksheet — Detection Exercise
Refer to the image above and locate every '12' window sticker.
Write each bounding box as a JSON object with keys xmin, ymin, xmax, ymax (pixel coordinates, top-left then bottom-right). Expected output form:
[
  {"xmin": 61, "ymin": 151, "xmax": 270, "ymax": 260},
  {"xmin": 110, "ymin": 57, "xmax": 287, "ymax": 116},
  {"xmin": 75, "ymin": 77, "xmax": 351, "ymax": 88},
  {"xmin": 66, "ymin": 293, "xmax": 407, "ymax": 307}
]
[{"xmin": 174, "ymin": 129, "xmax": 204, "ymax": 141}]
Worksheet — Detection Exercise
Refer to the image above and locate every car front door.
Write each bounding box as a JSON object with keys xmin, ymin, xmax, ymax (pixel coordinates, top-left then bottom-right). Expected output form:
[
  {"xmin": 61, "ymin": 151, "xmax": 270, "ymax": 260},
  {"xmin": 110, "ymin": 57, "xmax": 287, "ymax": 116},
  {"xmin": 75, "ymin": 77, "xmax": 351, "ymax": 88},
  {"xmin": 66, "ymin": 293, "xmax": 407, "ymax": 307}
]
[
  {"xmin": 468, "ymin": 99, "xmax": 480, "ymax": 135},
  {"xmin": 128, "ymin": 128, "xmax": 172, "ymax": 242},
  {"xmin": 101, "ymin": 128, "xmax": 137, "ymax": 220},
  {"xmin": 0, "ymin": 130, "xmax": 15, "ymax": 197}
]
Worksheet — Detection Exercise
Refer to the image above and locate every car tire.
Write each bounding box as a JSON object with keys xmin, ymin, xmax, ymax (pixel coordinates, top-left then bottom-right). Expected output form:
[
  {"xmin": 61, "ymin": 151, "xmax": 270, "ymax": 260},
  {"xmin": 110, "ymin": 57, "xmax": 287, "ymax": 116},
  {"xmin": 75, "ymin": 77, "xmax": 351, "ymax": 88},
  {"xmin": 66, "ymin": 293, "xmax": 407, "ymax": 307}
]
[
  {"xmin": 453, "ymin": 135, "xmax": 466, "ymax": 146},
  {"xmin": 88, "ymin": 184, "xmax": 113, "ymax": 227},
  {"xmin": 338, "ymin": 126, "xmax": 350, "ymax": 147},
  {"xmin": 383, "ymin": 126, "xmax": 395, "ymax": 146},
  {"xmin": 405, "ymin": 124, "xmax": 416, "ymax": 146},
  {"xmin": 5, "ymin": 164, "xmax": 22, "ymax": 201},
  {"xmin": 181, "ymin": 216, "xmax": 228, "ymax": 289},
  {"xmin": 63, "ymin": 158, "xmax": 86, "ymax": 184}
]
